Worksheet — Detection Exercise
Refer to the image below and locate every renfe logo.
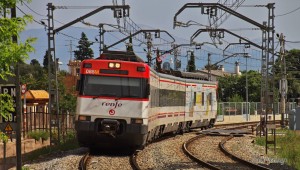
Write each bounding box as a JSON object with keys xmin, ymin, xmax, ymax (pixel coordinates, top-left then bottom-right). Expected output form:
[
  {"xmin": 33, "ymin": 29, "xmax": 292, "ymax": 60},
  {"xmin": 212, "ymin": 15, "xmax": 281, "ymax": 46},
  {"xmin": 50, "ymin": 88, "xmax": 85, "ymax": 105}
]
[{"xmin": 102, "ymin": 101, "xmax": 122, "ymax": 109}]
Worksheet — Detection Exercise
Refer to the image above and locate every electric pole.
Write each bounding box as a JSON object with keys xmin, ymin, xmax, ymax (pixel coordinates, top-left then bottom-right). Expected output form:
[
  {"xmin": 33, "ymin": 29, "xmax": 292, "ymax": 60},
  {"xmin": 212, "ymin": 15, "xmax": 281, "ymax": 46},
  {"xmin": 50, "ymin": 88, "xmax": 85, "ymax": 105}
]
[
  {"xmin": 279, "ymin": 33, "xmax": 286, "ymax": 127},
  {"xmin": 208, "ymin": 53, "xmax": 211, "ymax": 81},
  {"xmin": 146, "ymin": 33, "xmax": 152, "ymax": 66},
  {"xmin": 11, "ymin": 5, "xmax": 22, "ymax": 170}
]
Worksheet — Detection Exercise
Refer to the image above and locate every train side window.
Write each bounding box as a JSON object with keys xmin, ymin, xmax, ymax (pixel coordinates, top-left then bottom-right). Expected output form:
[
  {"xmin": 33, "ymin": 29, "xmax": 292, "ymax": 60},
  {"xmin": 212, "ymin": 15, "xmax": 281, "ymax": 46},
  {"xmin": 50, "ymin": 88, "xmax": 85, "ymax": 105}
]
[
  {"xmin": 209, "ymin": 93, "xmax": 212, "ymax": 106},
  {"xmin": 193, "ymin": 92, "xmax": 196, "ymax": 106},
  {"xmin": 202, "ymin": 92, "xmax": 204, "ymax": 106}
]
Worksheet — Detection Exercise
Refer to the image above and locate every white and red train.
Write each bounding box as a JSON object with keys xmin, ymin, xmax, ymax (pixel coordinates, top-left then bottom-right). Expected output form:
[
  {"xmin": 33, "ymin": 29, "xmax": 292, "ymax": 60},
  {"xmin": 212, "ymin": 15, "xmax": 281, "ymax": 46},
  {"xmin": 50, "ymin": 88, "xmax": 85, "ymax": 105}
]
[{"xmin": 75, "ymin": 50, "xmax": 218, "ymax": 148}]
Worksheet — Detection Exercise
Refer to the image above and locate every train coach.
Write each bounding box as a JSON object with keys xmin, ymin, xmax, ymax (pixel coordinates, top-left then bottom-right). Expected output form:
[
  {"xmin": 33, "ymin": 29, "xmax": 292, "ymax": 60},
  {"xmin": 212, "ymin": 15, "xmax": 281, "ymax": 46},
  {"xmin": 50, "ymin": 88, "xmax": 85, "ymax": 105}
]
[{"xmin": 75, "ymin": 50, "xmax": 218, "ymax": 149}]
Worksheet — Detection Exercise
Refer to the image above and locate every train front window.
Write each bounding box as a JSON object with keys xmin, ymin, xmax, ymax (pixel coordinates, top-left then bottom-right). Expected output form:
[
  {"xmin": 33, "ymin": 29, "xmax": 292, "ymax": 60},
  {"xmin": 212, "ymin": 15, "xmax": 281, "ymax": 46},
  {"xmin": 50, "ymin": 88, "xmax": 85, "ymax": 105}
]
[{"xmin": 80, "ymin": 75, "xmax": 148, "ymax": 98}]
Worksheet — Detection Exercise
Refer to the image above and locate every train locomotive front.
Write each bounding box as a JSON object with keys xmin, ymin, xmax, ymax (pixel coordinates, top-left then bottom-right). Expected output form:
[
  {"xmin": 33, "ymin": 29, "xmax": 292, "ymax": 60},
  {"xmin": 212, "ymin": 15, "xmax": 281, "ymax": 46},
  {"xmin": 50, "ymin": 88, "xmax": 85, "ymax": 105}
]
[{"xmin": 75, "ymin": 52, "xmax": 151, "ymax": 148}]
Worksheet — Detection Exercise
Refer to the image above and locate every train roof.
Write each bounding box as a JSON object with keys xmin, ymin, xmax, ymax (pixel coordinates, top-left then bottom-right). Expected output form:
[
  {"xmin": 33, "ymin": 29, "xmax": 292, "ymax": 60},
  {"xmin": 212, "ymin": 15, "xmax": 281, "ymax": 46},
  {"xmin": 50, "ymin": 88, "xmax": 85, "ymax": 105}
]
[
  {"xmin": 180, "ymin": 71, "xmax": 208, "ymax": 80},
  {"xmin": 97, "ymin": 50, "xmax": 145, "ymax": 63}
]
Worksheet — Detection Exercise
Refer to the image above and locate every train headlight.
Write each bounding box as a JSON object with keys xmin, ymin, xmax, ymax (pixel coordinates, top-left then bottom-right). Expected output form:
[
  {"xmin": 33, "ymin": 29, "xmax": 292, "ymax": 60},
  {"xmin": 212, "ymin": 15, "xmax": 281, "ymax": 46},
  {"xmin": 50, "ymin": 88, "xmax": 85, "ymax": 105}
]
[
  {"xmin": 108, "ymin": 63, "xmax": 115, "ymax": 68},
  {"xmin": 115, "ymin": 63, "xmax": 121, "ymax": 68},
  {"xmin": 78, "ymin": 115, "xmax": 91, "ymax": 121},
  {"xmin": 131, "ymin": 118, "xmax": 143, "ymax": 124},
  {"xmin": 108, "ymin": 62, "xmax": 121, "ymax": 69}
]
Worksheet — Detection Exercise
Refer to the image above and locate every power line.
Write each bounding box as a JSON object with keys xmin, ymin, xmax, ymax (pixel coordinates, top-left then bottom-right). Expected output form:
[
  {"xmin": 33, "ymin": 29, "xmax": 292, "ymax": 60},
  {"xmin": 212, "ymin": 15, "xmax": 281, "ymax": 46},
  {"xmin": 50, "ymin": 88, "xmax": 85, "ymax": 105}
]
[
  {"xmin": 286, "ymin": 40, "xmax": 300, "ymax": 43},
  {"xmin": 16, "ymin": 6, "xmax": 44, "ymax": 26},
  {"xmin": 277, "ymin": 6, "xmax": 300, "ymax": 17},
  {"xmin": 22, "ymin": 1, "xmax": 46, "ymax": 17}
]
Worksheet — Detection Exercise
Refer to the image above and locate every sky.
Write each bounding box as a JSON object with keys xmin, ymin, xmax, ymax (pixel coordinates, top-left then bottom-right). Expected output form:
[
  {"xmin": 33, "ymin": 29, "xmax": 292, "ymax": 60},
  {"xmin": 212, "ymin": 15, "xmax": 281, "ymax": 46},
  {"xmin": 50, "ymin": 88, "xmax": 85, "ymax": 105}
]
[{"xmin": 17, "ymin": 0, "xmax": 300, "ymax": 72}]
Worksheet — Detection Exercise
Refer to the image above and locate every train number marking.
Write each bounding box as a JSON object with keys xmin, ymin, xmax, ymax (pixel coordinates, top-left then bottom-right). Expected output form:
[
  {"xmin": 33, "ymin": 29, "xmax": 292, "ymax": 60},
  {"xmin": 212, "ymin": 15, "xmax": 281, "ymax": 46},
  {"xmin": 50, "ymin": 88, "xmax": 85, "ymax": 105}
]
[{"xmin": 109, "ymin": 109, "xmax": 115, "ymax": 115}]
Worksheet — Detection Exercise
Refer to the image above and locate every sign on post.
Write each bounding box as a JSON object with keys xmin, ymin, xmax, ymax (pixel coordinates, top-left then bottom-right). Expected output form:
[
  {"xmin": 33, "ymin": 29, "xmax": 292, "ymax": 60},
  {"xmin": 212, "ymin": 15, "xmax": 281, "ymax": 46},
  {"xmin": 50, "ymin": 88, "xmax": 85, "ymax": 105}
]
[
  {"xmin": 21, "ymin": 84, "xmax": 26, "ymax": 94},
  {"xmin": 0, "ymin": 85, "xmax": 16, "ymax": 122}
]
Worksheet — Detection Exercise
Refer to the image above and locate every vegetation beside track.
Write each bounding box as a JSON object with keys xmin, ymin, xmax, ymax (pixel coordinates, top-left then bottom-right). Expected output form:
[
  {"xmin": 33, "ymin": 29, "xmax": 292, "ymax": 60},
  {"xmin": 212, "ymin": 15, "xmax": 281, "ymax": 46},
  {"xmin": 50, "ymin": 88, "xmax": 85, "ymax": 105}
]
[
  {"xmin": 22, "ymin": 131, "xmax": 79, "ymax": 163},
  {"xmin": 255, "ymin": 129, "xmax": 300, "ymax": 169}
]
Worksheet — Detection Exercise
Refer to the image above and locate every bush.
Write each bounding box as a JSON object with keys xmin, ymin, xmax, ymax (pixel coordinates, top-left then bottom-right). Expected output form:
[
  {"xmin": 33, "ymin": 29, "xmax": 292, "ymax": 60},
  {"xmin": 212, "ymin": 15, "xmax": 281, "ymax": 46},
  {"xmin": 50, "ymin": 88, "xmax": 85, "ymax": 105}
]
[
  {"xmin": 40, "ymin": 131, "xmax": 49, "ymax": 141},
  {"xmin": 64, "ymin": 130, "xmax": 76, "ymax": 142},
  {"xmin": 28, "ymin": 130, "xmax": 49, "ymax": 143},
  {"xmin": 27, "ymin": 131, "xmax": 40, "ymax": 141},
  {"xmin": 256, "ymin": 130, "xmax": 300, "ymax": 169},
  {"xmin": 0, "ymin": 131, "xmax": 8, "ymax": 143},
  {"xmin": 277, "ymin": 130, "xmax": 300, "ymax": 169}
]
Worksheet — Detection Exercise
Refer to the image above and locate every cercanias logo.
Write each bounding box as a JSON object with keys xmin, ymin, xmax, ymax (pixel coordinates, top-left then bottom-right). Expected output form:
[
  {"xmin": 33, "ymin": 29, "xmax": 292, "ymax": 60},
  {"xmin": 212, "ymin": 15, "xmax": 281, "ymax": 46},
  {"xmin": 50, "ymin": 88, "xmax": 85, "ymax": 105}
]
[{"xmin": 102, "ymin": 101, "xmax": 122, "ymax": 109}]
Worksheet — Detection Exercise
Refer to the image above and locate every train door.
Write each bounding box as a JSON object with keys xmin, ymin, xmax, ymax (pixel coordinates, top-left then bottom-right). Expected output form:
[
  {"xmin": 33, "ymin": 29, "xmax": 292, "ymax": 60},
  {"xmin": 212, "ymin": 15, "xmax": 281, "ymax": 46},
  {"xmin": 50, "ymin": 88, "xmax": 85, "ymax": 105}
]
[{"xmin": 185, "ymin": 85, "xmax": 193, "ymax": 118}]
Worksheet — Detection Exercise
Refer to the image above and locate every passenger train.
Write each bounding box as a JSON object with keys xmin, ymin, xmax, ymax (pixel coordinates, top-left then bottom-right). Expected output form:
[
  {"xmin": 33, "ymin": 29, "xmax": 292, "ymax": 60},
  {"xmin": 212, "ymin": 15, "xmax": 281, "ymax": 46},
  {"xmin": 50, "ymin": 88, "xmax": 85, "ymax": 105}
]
[{"xmin": 75, "ymin": 50, "xmax": 218, "ymax": 148}]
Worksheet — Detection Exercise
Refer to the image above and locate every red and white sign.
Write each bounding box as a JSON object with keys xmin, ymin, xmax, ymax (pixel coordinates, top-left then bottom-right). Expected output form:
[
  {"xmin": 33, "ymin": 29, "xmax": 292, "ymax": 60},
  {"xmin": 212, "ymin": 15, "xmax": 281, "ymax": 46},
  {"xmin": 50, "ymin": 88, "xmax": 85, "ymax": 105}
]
[
  {"xmin": 21, "ymin": 84, "xmax": 27, "ymax": 94},
  {"xmin": 109, "ymin": 109, "xmax": 115, "ymax": 115}
]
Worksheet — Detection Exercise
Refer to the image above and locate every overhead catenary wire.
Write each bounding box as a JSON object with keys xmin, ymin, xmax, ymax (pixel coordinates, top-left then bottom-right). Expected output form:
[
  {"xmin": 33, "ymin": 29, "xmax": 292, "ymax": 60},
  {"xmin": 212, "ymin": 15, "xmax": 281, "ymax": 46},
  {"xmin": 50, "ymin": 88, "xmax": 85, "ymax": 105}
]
[{"xmin": 277, "ymin": 6, "xmax": 300, "ymax": 17}]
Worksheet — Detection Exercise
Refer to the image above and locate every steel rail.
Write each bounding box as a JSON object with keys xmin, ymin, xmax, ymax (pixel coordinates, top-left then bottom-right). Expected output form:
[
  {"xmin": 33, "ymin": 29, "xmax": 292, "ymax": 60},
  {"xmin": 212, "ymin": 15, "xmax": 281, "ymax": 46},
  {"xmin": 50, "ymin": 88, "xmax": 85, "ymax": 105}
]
[
  {"xmin": 183, "ymin": 134, "xmax": 221, "ymax": 170},
  {"xmin": 130, "ymin": 150, "xmax": 142, "ymax": 170},
  {"xmin": 79, "ymin": 152, "xmax": 90, "ymax": 170},
  {"xmin": 219, "ymin": 135, "xmax": 273, "ymax": 170}
]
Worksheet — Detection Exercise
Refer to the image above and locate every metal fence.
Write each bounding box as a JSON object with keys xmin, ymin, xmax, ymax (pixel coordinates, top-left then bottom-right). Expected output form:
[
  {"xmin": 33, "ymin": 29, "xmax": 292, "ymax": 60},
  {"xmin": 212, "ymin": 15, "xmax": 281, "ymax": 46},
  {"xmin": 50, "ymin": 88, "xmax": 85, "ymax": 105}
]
[
  {"xmin": 218, "ymin": 102, "xmax": 297, "ymax": 116},
  {"xmin": 22, "ymin": 111, "xmax": 75, "ymax": 140}
]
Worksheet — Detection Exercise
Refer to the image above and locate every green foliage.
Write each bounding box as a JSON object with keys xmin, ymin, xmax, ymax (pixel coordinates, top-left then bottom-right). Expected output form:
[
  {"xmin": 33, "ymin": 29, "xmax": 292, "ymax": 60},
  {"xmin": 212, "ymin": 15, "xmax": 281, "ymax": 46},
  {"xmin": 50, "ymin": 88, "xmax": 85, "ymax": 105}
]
[
  {"xmin": 27, "ymin": 131, "xmax": 40, "ymax": 141},
  {"xmin": 40, "ymin": 131, "xmax": 49, "ymax": 141},
  {"xmin": 277, "ymin": 130, "xmax": 300, "ymax": 169},
  {"xmin": 59, "ymin": 93, "xmax": 77, "ymax": 113},
  {"xmin": 0, "ymin": 1, "xmax": 36, "ymax": 80},
  {"xmin": 274, "ymin": 49, "xmax": 300, "ymax": 100},
  {"xmin": 187, "ymin": 51, "xmax": 196, "ymax": 72},
  {"xmin": 0, "ymin": 93, "xmax": 15, "ymax": 121},
  {"xmin": 0, "ymin": 131, "xmax": 9, "ymax": 143},
  {"xmin": 74, "ymin": 32, "xmax": 94, "ymax": 61},
  {"xmin": 255, "ymin": 136, "xmax": 265, "ymax": 146},
  {"xmin": 126, "ymin": 33, "xmax": 133, "ymax": 52},
  {"xmin": 27, "ymin": 130, "xmax": 49, "ymax": 142},
  {"xmin": 23, "ymin": 138, "xmax": 79, "ymax": 162},
  {"xmin": 64, "ymin": 130, "xmax": 76, "ymax": 142},
  {"xmin": 42, "ymin": 50, "xmax": 54, "ymax": 70},
  {"xmin": 228, "ymin": 94, "xmax": 243, "ymax": 102},
  {"xmin": 22, "ymin": 166, "xmax": 30, "ymax": 170},
  {"xmin": 20, "ymin": 62, "xmax": 48, "ymax": 90},
  {"xmin": 256, "ymin": 130, "xmax": 300, "ymax": 169},
  {"xmin": 30, "ymin": 59, "xmax": 40, "ymax": 66},
  {"xmin": 217, "ymin": 71, "xmax": 262, "ymax": 102}
]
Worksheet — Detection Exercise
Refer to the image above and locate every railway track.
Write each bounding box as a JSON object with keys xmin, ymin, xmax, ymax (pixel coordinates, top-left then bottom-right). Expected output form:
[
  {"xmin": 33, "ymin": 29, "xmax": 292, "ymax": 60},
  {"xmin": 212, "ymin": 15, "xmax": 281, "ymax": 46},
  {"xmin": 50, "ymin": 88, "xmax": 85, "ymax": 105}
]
[
  {"xmin": 78, "ymin": 152, "xmax": 90, "ymax": 170},
  {"xmin": 183, "ymin": 133, "xmax": 272, "ymax": 170},
  {"xmin": 79, "ymin": 149, "xmax": 139, "ymax": 170},
  {"xmin": 220, "ymin": 136, "xmax": 272, "ymax": 170},
  {"xmin": 78, "ymin": 123, "xmax": 280, "ymax": 170}
]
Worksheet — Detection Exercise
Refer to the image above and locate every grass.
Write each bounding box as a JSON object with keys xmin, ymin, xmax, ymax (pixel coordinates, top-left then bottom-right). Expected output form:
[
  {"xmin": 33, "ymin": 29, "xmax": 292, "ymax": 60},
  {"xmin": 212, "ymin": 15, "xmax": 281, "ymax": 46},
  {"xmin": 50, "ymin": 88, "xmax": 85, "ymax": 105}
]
[
  {"xmin": 23, "ymin": 138, "xmax": 80, "ymax": 162},
  {"xmin": 255, "ymin": 129, "xmax": 300, "ymax": 169}
]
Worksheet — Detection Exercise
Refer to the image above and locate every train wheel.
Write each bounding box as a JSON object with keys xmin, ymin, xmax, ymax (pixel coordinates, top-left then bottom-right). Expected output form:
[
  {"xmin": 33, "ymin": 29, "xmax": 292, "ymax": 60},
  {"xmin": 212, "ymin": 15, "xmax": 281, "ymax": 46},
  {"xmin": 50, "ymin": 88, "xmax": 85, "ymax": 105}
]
[{"xmin": 177, "ymin": 122, "xmax": 183, "ymax": 134}]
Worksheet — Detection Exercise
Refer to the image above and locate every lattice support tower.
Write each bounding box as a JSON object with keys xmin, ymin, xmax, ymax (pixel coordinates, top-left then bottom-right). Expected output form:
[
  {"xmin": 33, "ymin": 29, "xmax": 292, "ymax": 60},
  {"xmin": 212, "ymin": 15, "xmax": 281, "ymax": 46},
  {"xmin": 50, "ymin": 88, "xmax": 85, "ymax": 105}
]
[
  {"xmin": 208, "ymin": 0, "xmax": 245, "ymax": 43},
  {"xmin": 47, "ymin": 3, "xmax": 60, "ymax": 145},
  {"xmin": 263, "ymin": 3, "xmax": 276, "ymax": 154}
]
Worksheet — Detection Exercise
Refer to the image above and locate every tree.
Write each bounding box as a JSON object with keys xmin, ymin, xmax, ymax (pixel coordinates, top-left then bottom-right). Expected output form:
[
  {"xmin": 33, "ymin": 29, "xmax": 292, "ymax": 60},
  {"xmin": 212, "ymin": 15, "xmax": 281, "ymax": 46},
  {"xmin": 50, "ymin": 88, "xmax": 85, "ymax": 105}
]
[
  {"xmin": 217, "ymin": 70, "xmax": 262, "ymax": 102},
  {"xmin": 273, "ymin": 49, "xmax": 300, "ymax": 104},
  {"xmin": 126, "ymin": 33, "xmax": 133, "ymax": 52},
  {"xmin": 43, "ymin": 50, "xmax": 53, "ymax": 70},
  {"xmin": 20, "ymin": 62, "xmax": 48, "ymax": 90},
  {"xmin": 0, "ymin": 0, "xmax": 35, "ymax": 80},
  {"xmin": 0, "ymin": 0, "xmax": 35, "ymax": 141},
  {"xmin": 186, "ymin": 51, "xmax": 196, "ymax": 72},
  {"xmin": 204, "ymin": 64, "xmax": 220, "ymax": 70},
  {"xmin": 30, "ymin": 59, "xmax": 40, "ymax": 66},
  {"xmin": 74, "ymin": 32, "xmax": 94, "ymax": 61}
]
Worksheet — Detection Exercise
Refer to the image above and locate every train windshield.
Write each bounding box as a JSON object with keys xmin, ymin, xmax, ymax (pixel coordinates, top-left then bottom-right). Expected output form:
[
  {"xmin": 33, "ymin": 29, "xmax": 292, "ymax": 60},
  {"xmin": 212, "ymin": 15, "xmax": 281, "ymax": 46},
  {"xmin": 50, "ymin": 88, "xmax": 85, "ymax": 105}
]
[{"xmin": 80, "ymin": 75, "xmax": 148, "ymax": 99}]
